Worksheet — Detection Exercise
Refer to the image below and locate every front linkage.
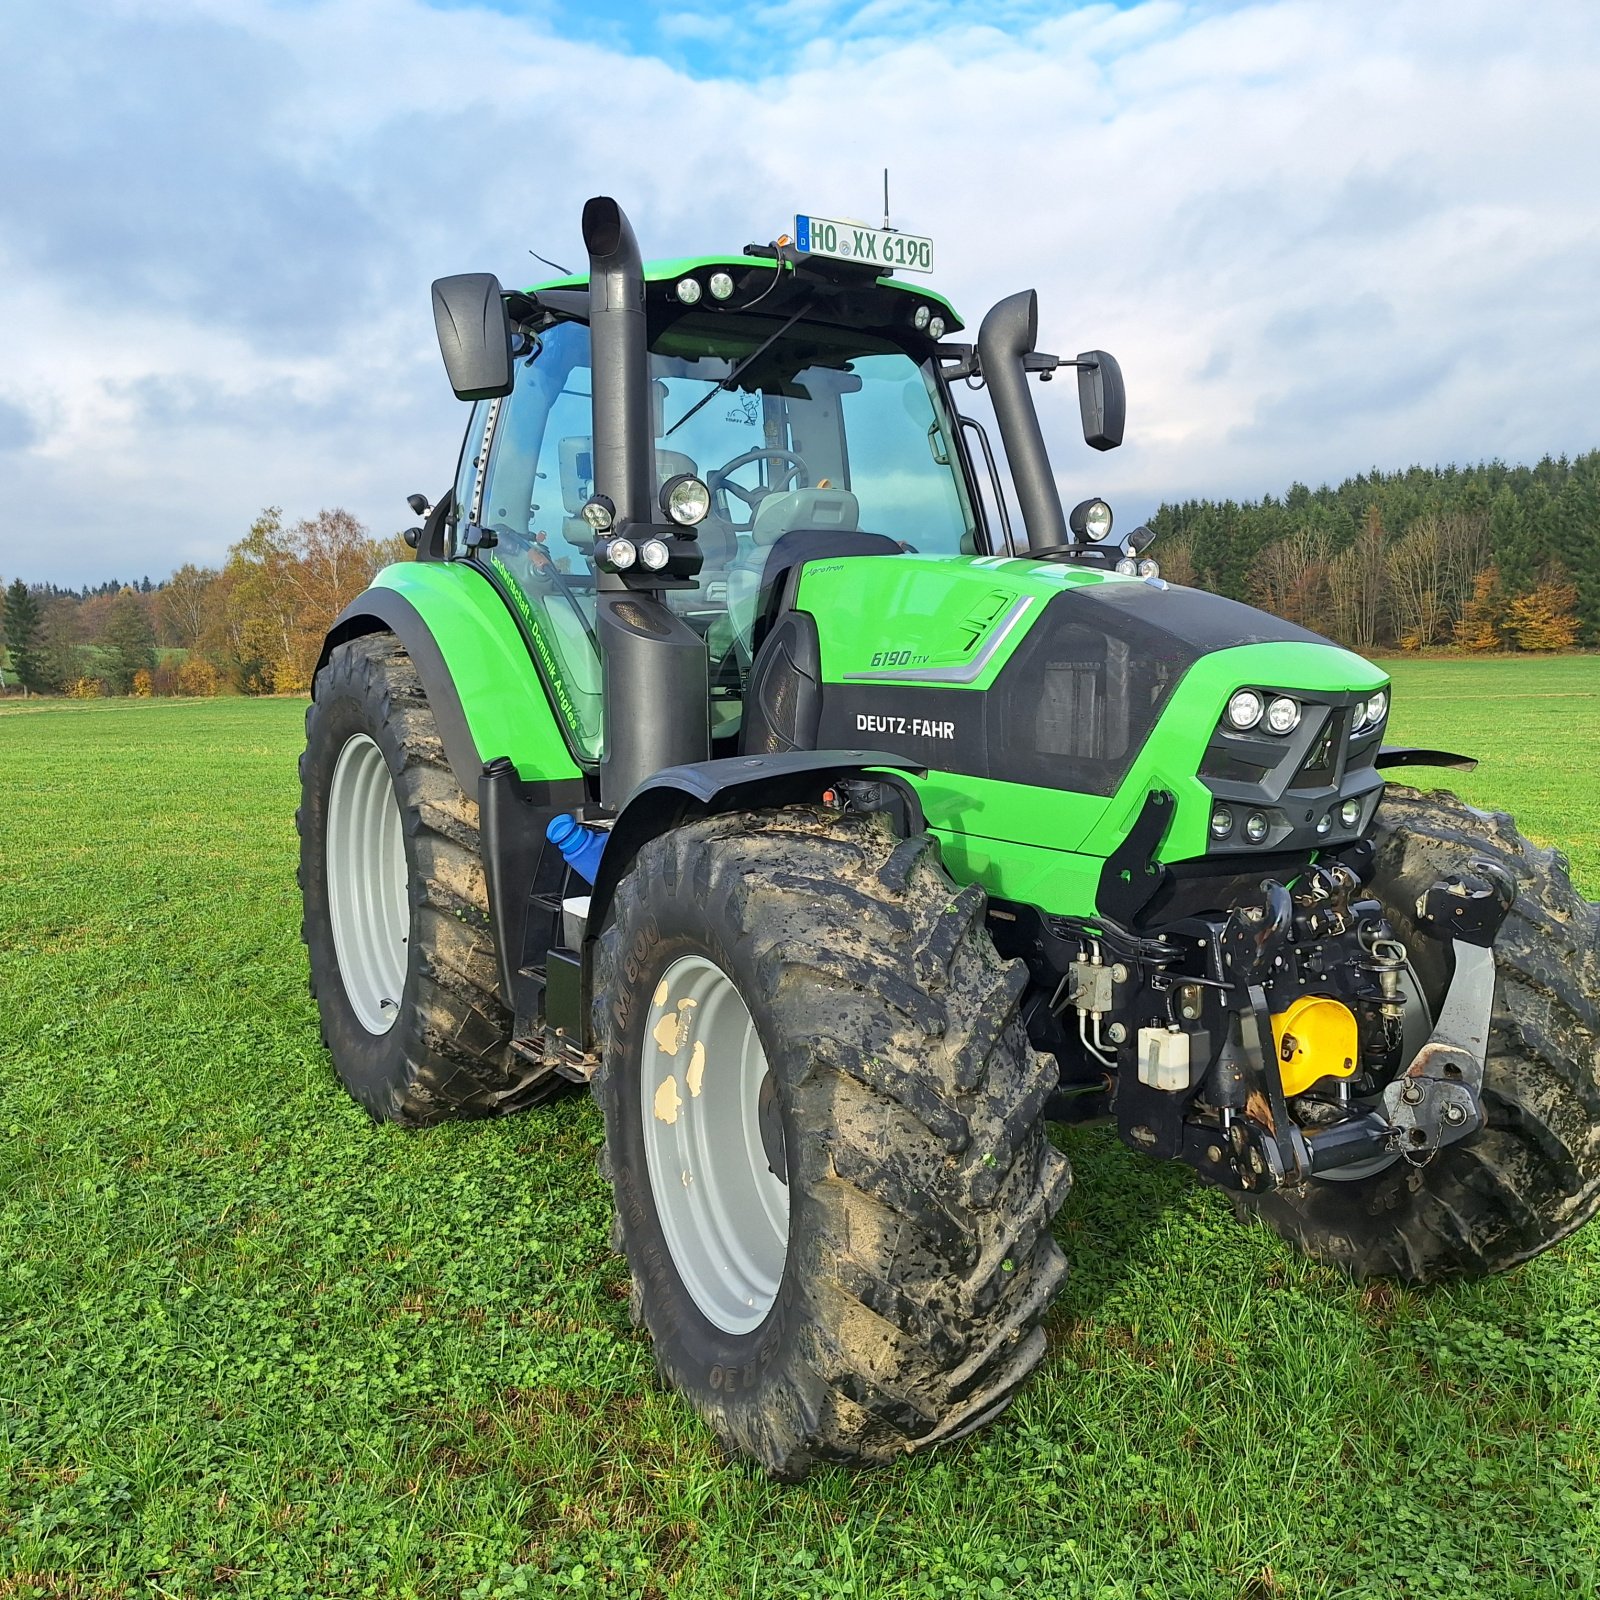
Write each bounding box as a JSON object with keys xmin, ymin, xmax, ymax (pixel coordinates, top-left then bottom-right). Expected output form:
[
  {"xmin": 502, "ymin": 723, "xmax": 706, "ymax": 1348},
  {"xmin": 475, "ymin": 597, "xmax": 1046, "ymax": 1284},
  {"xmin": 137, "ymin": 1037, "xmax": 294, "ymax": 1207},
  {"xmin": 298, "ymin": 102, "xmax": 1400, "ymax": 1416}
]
[{"xmin": 994, "ymin": 807, "xmax": 1517, "ymax": 1197}]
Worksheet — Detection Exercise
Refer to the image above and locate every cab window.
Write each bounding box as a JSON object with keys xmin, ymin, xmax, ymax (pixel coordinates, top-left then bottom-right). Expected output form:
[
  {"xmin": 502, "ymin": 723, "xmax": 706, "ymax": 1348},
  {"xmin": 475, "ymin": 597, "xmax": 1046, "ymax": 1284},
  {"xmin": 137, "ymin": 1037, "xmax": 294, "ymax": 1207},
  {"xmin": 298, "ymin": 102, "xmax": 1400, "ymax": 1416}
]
[{"xmin": 475, "ymin": 321, "xmax": 604, "ymax": 759}]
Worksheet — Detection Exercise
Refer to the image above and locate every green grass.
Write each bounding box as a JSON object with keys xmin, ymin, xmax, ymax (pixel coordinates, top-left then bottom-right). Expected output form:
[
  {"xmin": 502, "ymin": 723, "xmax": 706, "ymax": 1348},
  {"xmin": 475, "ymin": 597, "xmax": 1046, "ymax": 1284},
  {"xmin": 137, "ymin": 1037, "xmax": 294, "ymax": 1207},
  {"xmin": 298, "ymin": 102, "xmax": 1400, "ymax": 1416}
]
[{"xmin": 0, "ymin": 659, "xmax": 1597, "ymax": 1599}]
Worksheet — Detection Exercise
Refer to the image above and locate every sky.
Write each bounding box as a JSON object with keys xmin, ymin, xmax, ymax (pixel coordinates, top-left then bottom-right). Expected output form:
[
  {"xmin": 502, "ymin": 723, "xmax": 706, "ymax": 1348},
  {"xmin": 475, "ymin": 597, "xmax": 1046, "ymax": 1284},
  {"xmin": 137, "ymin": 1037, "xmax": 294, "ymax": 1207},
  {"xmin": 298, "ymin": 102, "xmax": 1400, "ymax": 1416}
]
[{"xmin": 2, "ymin": 0, "xmax": 1598, "ymax": 586}]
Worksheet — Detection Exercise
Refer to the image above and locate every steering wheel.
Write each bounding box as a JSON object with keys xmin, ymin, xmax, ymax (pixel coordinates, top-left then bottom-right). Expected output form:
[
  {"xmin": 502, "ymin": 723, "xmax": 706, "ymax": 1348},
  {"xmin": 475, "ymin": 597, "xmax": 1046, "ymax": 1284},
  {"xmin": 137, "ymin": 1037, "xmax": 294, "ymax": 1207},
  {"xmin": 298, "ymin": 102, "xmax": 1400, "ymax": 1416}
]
[{"xmin": 706, "ymin": 447, "xmax": 811, "ymax": 532}]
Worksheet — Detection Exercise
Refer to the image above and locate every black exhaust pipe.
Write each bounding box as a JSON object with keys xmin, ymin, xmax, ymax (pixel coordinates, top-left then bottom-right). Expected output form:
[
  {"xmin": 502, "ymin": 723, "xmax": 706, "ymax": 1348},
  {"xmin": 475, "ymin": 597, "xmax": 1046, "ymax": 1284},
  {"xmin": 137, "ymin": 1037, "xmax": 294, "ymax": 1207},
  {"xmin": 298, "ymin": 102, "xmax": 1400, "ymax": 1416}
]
[
  {"xmin": 977, "ymin": 290, "xmax": 1070, "ymax": 553},
  {"xmin": 582, "ymin": 197, "xmax": 653, "ymax": 527},
  {"xmin": 582, "ymin": 196, "xmax": 710, "ymax": 807}
]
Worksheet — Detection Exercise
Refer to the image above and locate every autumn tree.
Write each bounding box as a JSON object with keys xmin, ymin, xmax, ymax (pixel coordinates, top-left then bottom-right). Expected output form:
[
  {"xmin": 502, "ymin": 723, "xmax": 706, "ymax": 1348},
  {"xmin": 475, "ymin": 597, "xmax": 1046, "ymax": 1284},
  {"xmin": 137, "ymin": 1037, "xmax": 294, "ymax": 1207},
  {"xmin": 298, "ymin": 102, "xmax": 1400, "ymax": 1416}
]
[
  {"xmin": 224, "ymin": 507, "xmax": 405, "ymax": 692},
  {"xmin": 159, "ymin": 563, "xmax": 219, "ymax": 650},
  {"xmin": 1505, "ymin": 566, "xmax": 1580, "ymax": 652},
  {"xmin": 1250, "ymin": 528, "xmax": 1333, "ymax": 631},
  {"xmin": 1453, "ymin": 566, "xmax": 1506, "ymax": 652}
]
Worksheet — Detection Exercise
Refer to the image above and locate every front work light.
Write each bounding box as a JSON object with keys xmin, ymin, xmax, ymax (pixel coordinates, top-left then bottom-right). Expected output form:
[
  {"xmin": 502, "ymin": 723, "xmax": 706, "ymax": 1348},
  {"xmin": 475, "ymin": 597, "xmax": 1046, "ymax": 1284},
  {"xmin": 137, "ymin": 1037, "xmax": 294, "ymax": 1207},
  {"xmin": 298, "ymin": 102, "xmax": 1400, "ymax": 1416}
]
[
  {"xmin": 675, "ymin": 277, "xmax": 702, "ymax": 304},
  {"xmin": 709, "ymin": 271, "xmax": 735, "ymax": 301},
  {"xmin": 913, "ymin": 304, "xmax": 931, "ymax": 330},
  {"xmin": 603, "ymin": 536, "xmax": 637, "ymax": 570},
  {"xmin": 1070, "ymin": 498, "xmax": 1114, "ymax": 542},
  {"xmin": 1264, "ymin": 695, "xmax": 1301, "ymax": 735},
  {"xmin": 1137, "ymin": 558, "xmax": 1160, "ymax": 579},
  {"xmin": 1115, "ymin": 557, "xmax": 1138, "ymax": 576},
  {"xmin": 640, "ymin": 538, "xmax": 670, "ymax": 571},
  {"xmin": 928, "ymin": 316, "xmax": 947, "ymax": 340},
  {"xmin": 661, "ymin": 473, "xmax": 711, "ymax": 527},
  {"xmin": 1226, "ymin": 689, "xmax": 1264, "ymax": 730},
  {"xmin": 581, "ymin": 495, "xmax": 616, "ymax": 532}
]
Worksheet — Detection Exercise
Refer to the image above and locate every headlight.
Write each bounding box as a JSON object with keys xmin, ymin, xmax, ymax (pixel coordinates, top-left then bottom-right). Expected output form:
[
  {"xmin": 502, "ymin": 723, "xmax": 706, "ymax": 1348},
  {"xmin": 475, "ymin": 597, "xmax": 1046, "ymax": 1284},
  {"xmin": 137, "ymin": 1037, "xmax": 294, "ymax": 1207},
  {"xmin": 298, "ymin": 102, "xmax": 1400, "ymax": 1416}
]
[
  {"xmin": 1210, "ymin": 806, "xmax": 1234, "ymax": 839},
  {"xmin": 639, "ymin": 538, "xmax": 670, "ymax": 571},
  {"xmin": 1358, "ymin": 688, "xmax": 1388, "ymax": 731},
  {"xmin": 1226, "ymin": 689, "xmax": 1264, "ymax": 730},
  {"xmin": 580, "ymin": 495, "xmax": 616, "ymax": 532},
  {"xmin": 1137, "ymin": 557, "xmax": 1160, "ymax": 579},
  {"xmin": 661, "ymin": 473, "xmax": 711, "ymax": 527},
  {"xmin": 1244, "ymin": 811, "xmax": 1270, "ymax": 844},
  {"xmin": 1115, "ymin": 557, "xmax": 1138, "ymax": 576},
  {"xmin": 603, "ymin": 536, "xmax": 637, "ymax": 570},
  {"xmin": 1264, "ymin": 695, "xmax": 1301, "ymax": 735},
  {"xmin": 1339, "ymin": 797, "xmax": 1362, "ymax": 828}
]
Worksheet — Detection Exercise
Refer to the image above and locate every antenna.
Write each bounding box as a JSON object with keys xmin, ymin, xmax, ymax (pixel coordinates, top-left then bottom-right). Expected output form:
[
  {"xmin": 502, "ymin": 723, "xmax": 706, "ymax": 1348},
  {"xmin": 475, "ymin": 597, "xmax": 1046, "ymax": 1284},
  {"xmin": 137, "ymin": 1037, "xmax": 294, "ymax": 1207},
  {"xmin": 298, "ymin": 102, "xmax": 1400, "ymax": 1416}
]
[
  {"xmin": 528, "ymin": 247, "xmax": 572, "ymax": 276},
  {"xmin": 882, "ymin": 167, "xmax": 891, "ymax": 232}
]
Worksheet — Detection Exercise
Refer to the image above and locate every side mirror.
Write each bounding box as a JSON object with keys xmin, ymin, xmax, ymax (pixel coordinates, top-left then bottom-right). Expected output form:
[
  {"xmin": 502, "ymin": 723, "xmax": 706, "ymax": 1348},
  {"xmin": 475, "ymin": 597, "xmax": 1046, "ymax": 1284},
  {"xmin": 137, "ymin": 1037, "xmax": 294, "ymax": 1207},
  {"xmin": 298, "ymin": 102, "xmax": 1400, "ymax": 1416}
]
[
  {"xmin": 1075, "ymin": 349, "xmax": 1125, "ymax": 452},
  {"xmin": 431, "ymin": 274, "xmax": 513, "ymax": 401}
]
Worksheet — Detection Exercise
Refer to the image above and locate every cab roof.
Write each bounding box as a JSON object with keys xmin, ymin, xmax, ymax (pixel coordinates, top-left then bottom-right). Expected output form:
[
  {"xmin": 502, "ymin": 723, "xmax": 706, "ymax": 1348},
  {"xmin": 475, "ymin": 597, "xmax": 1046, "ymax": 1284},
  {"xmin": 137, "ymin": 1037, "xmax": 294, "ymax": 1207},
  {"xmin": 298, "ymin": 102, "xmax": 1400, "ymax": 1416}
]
[{"xmin": 523, "ymin": 253, "xmax": 965, "ymax": 344}]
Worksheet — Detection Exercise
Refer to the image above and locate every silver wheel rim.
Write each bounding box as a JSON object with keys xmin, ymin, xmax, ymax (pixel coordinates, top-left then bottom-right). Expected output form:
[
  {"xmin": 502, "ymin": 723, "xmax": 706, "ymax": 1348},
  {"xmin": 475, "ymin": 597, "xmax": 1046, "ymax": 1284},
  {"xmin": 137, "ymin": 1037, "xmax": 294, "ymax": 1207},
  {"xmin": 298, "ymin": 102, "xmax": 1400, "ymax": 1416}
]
[
  {"xmin": 639, "ymin": 954, "xmax": 789, "ymax": 1334},
  {"xmin": 326, "ymin": 733, "xmax": 409, "ymax": 1036}
]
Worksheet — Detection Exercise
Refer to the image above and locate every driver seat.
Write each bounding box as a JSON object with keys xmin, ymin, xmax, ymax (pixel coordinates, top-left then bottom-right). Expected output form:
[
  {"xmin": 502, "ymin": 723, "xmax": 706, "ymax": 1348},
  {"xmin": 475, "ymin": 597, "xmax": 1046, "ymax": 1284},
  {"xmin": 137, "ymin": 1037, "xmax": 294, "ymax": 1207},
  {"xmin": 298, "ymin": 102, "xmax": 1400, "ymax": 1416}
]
[{"xmin": 725, "ymin": 488, "xmax": 860, "ymax": 661}]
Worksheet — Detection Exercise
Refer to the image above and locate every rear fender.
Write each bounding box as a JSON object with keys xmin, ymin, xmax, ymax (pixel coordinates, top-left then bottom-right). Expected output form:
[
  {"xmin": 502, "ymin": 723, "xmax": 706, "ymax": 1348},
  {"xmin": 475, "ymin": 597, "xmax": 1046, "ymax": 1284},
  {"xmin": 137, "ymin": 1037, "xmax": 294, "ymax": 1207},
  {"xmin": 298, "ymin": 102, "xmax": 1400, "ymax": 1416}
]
[{"xmin": 317, "ymin": 561, "xmax": 585, "ymax": 794}]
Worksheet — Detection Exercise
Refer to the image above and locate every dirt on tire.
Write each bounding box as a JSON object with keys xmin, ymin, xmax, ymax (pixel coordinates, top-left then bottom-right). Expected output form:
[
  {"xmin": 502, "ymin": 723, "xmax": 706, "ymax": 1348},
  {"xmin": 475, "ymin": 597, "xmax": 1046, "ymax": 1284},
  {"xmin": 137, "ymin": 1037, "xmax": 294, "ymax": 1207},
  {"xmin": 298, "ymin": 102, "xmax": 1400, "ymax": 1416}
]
[
  {"xmin": 591, "ymin": 807, "xmax": 1072, "ymax": 1477},
  {"xmin": 298, "ymin": 633, "xmax": 569, "ymax": 1123}
]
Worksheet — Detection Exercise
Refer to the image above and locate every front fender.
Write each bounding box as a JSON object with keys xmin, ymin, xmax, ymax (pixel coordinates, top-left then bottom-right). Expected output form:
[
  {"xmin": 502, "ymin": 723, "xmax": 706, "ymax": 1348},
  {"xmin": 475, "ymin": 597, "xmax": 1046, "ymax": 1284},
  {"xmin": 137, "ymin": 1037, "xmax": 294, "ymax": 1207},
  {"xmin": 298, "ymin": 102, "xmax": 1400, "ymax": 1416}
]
[
  {"xmin": 585, "ymin": 749, "xmax": 926, "ymax": 935},
  {"xmin": 318, "ymin": 561, "xmax": 584, "ymax": 794}
]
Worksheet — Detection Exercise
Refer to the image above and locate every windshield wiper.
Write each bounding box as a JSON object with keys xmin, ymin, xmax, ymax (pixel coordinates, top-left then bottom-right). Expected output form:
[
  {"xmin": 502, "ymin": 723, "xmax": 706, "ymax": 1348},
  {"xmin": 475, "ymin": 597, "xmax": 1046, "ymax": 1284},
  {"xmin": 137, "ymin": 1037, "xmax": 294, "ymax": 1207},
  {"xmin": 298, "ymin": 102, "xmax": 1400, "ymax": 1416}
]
[{"xmin": 663, "ymin": 298, "xmax": 816, "ymax": 440}]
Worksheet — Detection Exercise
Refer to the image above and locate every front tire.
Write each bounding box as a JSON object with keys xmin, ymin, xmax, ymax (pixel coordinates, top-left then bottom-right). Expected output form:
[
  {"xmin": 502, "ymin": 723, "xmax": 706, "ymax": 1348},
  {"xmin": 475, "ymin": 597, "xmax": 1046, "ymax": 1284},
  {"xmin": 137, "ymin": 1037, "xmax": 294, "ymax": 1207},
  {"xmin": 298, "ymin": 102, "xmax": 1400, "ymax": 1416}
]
[
  {"xmin": 298, "ymin": 633, "xmax": 559, "ymax": 1123},
  {"xmin": 592, "ymin": 809, "xmax": 1071, "ymax": 1478},
  {"xmin": 1239, "ymin": 785, "xmax": 1600, "ymax": 1281}
]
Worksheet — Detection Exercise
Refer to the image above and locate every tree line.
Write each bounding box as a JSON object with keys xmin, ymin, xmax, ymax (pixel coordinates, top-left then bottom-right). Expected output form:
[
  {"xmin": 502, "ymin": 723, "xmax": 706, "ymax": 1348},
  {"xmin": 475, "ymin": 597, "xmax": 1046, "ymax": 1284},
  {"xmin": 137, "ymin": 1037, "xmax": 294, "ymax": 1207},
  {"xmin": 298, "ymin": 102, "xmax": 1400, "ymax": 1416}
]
[
  {"xmin": 3, "ymin": 450, "xmax": 1596, "ymax": 698},
  {"xmin": 0, "ymin": 509, "xmax": 407, "ymax": 697},
  {"xmin": 1149, "ymin": 448, "xmax": 1600, "ymax": 651}
]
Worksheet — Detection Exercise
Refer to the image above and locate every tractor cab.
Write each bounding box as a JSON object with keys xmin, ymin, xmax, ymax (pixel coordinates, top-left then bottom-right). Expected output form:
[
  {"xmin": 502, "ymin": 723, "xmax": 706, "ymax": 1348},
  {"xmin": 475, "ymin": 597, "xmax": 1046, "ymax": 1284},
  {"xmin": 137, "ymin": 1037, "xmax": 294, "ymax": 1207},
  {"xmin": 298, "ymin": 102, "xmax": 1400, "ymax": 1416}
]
[{"xmin": 444, "ymin": 252, "xmax": 987, "ymax": 757}]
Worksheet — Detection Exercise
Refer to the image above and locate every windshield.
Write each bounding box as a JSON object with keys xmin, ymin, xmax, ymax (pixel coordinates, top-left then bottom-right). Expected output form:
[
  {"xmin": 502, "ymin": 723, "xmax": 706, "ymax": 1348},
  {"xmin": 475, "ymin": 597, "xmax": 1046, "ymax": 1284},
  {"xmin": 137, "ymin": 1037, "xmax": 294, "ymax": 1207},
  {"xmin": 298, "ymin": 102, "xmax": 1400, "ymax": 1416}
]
[{"xmin": 650, "ymin": 313, "xmax": 978, "ymax": 552}]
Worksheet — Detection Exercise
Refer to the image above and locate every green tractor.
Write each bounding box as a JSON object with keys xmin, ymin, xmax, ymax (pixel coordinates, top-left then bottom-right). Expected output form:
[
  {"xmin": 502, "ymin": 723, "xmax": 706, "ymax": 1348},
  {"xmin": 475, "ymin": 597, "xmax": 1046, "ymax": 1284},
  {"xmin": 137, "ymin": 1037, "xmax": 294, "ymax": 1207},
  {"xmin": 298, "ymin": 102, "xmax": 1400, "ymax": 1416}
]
[{"xmin": 300, "ymin": 196, "xmax": 1600, "ymax": 1477}]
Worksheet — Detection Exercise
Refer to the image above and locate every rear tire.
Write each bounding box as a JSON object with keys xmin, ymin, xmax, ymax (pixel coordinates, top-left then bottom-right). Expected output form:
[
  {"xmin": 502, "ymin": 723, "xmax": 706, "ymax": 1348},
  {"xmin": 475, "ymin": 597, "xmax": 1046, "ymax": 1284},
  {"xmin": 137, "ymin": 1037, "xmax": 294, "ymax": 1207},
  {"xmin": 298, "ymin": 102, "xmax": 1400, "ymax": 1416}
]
[
  {"xmin": 592, "ymin": 808, "xmax": 1071, "ymax": 1478},
  {"xmin": 298, "ymin": 633, "xmax": 564, "ymax": 1123},
  {"xmin": 1238, "ymin": 785, "xmax": 1600, "ymax": 1281}
]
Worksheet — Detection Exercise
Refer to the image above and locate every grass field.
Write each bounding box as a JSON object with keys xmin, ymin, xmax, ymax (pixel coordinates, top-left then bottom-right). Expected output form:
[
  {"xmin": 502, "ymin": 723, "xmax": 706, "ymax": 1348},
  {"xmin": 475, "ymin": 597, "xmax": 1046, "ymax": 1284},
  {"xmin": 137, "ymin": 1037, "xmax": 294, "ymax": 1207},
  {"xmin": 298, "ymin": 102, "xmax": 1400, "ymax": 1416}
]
[{"xmin": 0, "ymin": 657, "xmax": 1597, "ymax": 1599}]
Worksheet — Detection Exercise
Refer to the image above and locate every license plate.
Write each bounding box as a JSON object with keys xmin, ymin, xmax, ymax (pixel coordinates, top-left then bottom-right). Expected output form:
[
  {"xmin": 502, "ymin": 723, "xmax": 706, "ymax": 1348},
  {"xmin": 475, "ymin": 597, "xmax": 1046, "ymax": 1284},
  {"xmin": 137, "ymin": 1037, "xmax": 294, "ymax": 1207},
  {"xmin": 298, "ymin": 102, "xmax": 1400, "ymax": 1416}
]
[{"xmin": 794, "ymin": 215, "xmax": 934, "ymax": 274}]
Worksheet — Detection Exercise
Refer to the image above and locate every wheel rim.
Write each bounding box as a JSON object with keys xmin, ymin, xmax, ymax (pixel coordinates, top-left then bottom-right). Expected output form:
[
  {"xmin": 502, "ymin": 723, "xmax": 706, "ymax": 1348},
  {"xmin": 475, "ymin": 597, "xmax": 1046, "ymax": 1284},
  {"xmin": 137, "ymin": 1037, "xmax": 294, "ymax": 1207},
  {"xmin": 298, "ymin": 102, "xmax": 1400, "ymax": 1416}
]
[
  {"xmin": 639, "ymin": 954, "xmax": 789, "ymax": 1334},
  {"xmin": 326, "ymin": 733, "xmax": 409, "ymax": 1036}
]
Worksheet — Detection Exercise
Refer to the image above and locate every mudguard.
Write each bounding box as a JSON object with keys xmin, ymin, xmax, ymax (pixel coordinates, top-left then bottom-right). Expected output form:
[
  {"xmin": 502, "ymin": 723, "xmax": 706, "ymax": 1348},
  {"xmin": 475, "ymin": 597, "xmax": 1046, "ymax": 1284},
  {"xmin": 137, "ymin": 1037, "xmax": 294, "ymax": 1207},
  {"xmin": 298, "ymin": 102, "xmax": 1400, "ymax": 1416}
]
[
  {"xmin": 317, "ymin": 561, "xmax": 584, "ymax": 794},
  {"xmin": 585, "ymin": 750, "xmax": 927, "ymax": 935}
]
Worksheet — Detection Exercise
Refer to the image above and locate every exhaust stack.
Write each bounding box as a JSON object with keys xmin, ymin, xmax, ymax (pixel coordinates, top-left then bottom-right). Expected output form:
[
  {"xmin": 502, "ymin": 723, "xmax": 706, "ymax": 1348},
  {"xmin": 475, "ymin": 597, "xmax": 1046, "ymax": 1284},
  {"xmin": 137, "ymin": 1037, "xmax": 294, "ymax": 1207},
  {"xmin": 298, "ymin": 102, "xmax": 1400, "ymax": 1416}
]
[
  {"xmin": 977, "ymin": 290, "xmax": 1070, "ymax": 553},
  {"xmin": 582, "ymin": 196, "xmax": 710, "ymax": 806}
]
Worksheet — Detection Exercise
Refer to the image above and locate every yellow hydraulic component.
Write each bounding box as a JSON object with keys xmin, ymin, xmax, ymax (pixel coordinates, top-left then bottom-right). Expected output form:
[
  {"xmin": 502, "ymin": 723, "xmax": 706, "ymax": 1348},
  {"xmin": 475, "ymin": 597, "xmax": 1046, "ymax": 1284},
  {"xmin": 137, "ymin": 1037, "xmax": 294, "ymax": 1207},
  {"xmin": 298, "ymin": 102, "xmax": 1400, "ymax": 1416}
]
[{"xmin": 1270, "ymin": 995, "xmax": 1360, "ymax": 1097}]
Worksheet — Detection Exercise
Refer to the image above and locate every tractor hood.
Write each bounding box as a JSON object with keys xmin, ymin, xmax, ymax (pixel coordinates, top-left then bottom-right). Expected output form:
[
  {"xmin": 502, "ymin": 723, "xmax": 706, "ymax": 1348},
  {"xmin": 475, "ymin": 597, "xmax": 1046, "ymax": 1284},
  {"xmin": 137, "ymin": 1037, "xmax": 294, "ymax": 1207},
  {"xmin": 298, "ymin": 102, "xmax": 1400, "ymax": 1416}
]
[{"xmin": 793, "ymin": 554, "xmax": 1389, "ymax": 875}]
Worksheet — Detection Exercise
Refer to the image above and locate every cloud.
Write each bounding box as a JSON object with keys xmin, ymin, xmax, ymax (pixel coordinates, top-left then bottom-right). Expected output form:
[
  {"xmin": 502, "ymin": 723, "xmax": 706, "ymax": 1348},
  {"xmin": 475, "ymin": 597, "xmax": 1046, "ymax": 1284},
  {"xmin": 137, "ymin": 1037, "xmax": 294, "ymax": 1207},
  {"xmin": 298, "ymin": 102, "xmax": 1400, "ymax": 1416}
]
[{"xmin": 1, "ymin": 0, "xmax": 1597, "ymax": 585}]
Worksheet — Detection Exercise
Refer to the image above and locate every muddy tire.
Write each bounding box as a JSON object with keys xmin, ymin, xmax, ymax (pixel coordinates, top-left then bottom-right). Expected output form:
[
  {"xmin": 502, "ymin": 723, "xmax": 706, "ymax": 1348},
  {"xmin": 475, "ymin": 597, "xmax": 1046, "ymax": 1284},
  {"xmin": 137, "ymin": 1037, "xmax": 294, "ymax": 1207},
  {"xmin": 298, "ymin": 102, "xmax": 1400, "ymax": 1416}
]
[
  {"xmin": 591, "ymin": 808, "xmax": 1071, "ymax": 1478},
  {"xmin": 1238, "ymin": 784, "xmax": 1600, "ymax": 1282},
  {"xmin": 298, "ymin": 633, "xmax": 564, "ymax": 1123}
]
